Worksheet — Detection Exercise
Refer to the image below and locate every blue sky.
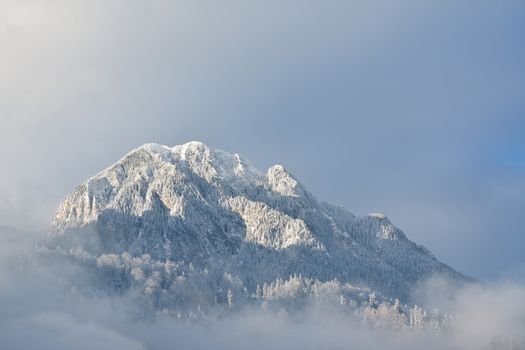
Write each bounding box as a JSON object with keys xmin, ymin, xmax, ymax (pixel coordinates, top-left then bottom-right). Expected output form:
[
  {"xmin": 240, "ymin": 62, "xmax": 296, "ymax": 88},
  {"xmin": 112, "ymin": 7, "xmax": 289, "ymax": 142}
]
[{"xmin": 0, "ymin": 0, "xmax": 524, "ymax": 280}]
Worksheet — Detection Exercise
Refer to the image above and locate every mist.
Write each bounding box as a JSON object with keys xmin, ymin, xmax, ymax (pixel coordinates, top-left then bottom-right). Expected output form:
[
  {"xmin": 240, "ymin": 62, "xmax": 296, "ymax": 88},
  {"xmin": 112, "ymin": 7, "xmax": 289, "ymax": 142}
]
[{"xmin": 0, "ymin": 226, "xmax": 523, "ymax": 350}]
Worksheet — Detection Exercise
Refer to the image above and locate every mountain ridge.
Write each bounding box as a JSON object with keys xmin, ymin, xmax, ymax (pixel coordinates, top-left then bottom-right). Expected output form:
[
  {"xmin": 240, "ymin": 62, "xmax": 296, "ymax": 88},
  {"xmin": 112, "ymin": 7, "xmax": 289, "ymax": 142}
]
[{"xmin": 50, "ymin": 141, "xmax": 468, "ymax": 303}]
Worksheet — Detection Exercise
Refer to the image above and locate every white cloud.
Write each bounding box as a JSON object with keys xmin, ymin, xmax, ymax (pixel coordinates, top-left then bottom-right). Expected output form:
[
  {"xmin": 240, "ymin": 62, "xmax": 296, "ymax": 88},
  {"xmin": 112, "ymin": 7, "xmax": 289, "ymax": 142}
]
[{"xmin": 1, "ymin": 226, "xmax": 525, "ymax": 350}]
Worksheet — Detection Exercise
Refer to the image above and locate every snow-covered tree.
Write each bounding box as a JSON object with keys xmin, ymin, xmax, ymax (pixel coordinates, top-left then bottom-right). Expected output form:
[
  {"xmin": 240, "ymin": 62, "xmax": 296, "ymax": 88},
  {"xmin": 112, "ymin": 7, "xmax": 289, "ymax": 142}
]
[{"xmin": 227, "ymin": 289, "xmax": 234, "ymax": 309}]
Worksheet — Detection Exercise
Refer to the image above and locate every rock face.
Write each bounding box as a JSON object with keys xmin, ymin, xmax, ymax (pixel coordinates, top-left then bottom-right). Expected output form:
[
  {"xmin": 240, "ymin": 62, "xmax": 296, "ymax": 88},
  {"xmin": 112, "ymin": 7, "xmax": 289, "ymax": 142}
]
[{"xmin": 51, "ymin": 141, "xmax": 467, "ymax": 301}]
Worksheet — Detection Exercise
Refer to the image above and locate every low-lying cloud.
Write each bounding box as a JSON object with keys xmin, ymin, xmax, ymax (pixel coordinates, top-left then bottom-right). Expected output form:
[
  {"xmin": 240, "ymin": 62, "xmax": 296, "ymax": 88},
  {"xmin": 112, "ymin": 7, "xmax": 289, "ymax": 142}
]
[{"xmin": 1, "ymin": 227, "xmax": 524, "ymax": 350}]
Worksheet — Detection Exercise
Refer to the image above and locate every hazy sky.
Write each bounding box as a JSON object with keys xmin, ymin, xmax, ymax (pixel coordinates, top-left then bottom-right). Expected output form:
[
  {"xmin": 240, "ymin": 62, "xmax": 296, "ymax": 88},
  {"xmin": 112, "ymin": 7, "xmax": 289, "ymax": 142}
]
[{"xmin": 0, "ymin": 0, "xmax": 524, "ymax": 280}]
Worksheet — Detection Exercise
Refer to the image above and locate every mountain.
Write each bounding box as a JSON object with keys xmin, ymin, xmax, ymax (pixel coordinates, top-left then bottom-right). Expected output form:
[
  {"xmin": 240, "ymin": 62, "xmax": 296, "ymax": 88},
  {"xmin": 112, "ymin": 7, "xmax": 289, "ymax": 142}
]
[{"xmin": 49, "ymin": 141, "xmax": 467, "ymax": 307}]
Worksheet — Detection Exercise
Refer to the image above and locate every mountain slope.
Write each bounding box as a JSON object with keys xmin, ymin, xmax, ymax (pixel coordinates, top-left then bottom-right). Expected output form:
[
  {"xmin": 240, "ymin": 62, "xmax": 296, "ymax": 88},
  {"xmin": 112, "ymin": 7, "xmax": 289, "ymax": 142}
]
[{"xmin": 50, "ymin": 141, "xmax": 467, "ymax": 302}]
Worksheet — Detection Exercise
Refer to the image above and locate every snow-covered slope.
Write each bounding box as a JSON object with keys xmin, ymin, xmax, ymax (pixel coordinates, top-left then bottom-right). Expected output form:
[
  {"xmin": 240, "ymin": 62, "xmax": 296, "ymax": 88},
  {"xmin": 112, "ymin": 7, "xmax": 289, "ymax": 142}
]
[{"xmin": 50, "ymin": 141, "xmax": 467, "ymax": 302}]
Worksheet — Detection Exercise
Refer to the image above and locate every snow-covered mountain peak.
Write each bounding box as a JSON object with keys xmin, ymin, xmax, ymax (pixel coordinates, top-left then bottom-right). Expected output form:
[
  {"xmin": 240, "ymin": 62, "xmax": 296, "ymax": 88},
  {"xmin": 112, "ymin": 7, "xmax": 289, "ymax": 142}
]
[
  {"xmin": 369, "ymin": 212, "xmax": 387, "ymax": 220},
  {"xmin": 50, "ymin": 141, "xmax": 468, "ymax": 301},
  {"xmin": 137, "ymin": 142, "xmax": 171, "ymax": 153},
  {"xmin": 175, "ymin": 140, "xmax": 210, "ymax": 159},
  {"xmin": 119, "ymin": 141, "xmax": 262, "ymax": 184},
  {"xmin": 342, "ymin": 213, "xmax": 406, "ymax": 241},
  {"xmin": 267, "ymin": 164, "xmax": 304, "ymax": 198}
]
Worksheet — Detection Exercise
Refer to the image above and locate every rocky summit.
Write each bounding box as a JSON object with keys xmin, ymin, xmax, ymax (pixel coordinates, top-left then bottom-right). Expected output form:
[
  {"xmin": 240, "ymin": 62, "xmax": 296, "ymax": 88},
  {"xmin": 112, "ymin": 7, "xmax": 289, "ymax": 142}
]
[{"xmin": 50, "ymin": 141, "xmax": 467, "ymax": 304}]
